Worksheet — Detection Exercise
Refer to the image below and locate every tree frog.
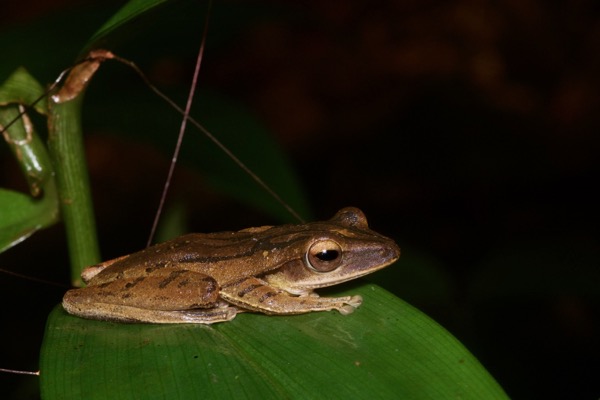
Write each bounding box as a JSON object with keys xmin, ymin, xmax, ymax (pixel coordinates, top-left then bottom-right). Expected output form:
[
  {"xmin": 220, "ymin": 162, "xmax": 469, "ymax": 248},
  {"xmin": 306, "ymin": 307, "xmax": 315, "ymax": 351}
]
[{"xmin": 63, "ymin": 207, "xmax": 400, "ymax": 324}]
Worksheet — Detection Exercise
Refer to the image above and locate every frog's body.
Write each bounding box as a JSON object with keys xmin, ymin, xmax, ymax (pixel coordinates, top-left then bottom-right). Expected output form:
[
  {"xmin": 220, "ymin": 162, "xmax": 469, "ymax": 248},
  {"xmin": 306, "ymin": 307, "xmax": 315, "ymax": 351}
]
[{"xmin": 62, "ymin": 208, "xmax": 400, "ymax": 324}]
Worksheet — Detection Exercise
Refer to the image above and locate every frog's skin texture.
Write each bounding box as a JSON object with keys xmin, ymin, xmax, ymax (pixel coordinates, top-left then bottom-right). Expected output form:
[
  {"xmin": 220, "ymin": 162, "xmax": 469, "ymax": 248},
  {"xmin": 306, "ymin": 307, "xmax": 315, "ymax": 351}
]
[{"xmin": 62, "ymin": 208, "xmax": 400, "ymax": 324}]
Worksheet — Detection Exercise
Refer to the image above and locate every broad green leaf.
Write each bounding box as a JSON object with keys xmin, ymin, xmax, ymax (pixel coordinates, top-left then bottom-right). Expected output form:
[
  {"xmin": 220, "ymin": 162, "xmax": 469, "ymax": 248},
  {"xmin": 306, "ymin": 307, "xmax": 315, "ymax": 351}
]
[{"xmin": 40, "ymin": 284, "xmax": 507, "ymax": 399}]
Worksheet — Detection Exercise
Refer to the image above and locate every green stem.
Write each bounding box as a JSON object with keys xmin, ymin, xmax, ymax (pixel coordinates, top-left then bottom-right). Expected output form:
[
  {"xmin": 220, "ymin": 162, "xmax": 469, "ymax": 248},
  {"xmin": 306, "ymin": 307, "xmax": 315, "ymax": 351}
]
[{"xmin": 47, "ymin": 94, "xmax": 100, "ymax": 286}]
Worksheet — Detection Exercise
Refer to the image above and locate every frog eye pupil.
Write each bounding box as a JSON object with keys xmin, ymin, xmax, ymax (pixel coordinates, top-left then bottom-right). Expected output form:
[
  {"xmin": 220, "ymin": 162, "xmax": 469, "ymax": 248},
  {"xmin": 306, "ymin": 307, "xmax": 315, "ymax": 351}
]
[
  {"xmin": 316, "ymin": 249, "xmax": 339, "ymax": 262},
  {"xmin": 306, "ymin": 240, "xmax": 343, "ymax": 272}
]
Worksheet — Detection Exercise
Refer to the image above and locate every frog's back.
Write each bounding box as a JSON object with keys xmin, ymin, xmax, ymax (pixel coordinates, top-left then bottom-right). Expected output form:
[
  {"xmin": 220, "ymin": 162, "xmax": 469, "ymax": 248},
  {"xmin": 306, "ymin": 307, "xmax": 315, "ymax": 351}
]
[
  {"xmin": 87, "ymin": 232, "xmax": 263, "ymax": 285},
  {"xmin": 83, "ymin": 208, "xmax": 393, "ymax": 287}
]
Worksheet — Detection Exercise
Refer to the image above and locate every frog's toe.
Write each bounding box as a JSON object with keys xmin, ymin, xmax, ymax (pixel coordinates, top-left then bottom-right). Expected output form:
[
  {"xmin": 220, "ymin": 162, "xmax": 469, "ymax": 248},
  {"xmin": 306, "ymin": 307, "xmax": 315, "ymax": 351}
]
[
  {"xmin": 339, "ymin": 305, "xmax": 355, "ymax": 315},
  {"xmin": 339, "ymin": 295, "xmax": 363, "ymax": 315},
  {"xmin": 349, "ymin": 295, "xmax": 363, "ymax": 308}
]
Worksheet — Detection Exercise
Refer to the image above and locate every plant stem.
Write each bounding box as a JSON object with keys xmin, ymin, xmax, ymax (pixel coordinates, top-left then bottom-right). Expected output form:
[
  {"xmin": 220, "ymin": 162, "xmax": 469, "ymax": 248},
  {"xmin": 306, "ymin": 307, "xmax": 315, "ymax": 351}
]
[{"xmin": 47, "ymin": 94, "xmax": 100, "ymax": 286}]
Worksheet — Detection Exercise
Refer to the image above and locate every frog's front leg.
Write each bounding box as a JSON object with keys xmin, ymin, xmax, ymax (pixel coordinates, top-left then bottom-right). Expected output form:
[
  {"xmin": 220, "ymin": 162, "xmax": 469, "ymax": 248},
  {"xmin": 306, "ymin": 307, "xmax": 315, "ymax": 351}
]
[
  {"xmin": 63, "ymin": 269, "xmax": 239, "ymax": 324},
  {"xmin": 220, "ymin": 277, "xmax": 363, "ymax": 316}
]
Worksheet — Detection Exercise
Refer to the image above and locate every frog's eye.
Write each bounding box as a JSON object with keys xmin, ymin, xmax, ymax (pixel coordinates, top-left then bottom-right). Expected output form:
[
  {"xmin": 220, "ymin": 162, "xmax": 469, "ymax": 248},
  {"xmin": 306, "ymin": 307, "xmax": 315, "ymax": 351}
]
[{"xmin": 306, "ymin": 240, "xmax": 343, "ymax": 272}]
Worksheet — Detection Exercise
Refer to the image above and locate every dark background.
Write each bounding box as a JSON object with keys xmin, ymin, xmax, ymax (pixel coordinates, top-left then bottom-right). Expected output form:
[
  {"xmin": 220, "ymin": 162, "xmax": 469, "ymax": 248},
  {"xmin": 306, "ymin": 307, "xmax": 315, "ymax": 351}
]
[{"xmin": 1, "ymin": 0, "xmax": 599, "ymax": 398}]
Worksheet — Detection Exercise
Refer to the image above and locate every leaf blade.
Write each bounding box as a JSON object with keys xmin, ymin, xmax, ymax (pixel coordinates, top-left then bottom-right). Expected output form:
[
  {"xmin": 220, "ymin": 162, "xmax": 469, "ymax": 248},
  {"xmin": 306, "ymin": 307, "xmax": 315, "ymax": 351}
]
[
  {"xmin": 40, "ymin": 285, "xmax": 508, "ymax": 399},
  {"xmin": 84, "ymin": 0, "xmax": 175, "ymax": 50}
]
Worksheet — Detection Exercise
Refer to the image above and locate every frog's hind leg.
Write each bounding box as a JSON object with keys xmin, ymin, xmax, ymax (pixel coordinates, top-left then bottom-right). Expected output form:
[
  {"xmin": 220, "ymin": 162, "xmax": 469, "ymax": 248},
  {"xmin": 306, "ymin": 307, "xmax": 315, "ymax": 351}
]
[
  {"xmin": 62, "ymin": 299, "xmax": 238, "ymax": 324},
  {"xmin": 62, "ymin": 269, "xmax": 239, "ymax": 324}
]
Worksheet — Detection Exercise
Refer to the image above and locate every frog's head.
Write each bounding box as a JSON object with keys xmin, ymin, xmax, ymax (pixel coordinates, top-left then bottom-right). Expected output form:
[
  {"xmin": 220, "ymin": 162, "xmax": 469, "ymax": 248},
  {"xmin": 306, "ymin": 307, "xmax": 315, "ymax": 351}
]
[{"xmin": 264, "ymin": 207, "xmax": 400, "ymax": 293}]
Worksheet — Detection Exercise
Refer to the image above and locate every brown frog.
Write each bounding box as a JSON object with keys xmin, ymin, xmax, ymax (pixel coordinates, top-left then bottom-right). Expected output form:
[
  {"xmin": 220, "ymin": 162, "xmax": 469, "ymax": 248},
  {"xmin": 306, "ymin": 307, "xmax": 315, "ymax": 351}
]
[{"xmin": 62, "ymin": 207, "xmax": 400, "ymax": 324}]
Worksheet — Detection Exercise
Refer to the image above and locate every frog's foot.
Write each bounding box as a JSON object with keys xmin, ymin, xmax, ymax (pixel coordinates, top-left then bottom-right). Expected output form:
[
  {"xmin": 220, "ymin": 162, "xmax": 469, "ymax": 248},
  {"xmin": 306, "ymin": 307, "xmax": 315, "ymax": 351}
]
[{"xmin": 338, "ymin": 295, "xmax": 363, "ymax": 315}]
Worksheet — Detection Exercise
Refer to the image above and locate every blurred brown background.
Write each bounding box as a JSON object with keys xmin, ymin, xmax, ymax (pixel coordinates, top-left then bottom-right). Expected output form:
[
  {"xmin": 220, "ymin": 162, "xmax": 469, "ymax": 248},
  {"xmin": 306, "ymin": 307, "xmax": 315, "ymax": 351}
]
[{"xmin": 1, "ymin": 0, "xmax": 599, "ymax": 398}]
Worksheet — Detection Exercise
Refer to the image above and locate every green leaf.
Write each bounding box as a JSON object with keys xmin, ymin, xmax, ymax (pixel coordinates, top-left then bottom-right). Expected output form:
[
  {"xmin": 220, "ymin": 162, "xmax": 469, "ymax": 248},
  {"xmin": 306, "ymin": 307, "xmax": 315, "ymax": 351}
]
[
  {"xmin": 0, "ymin": 188, "xmax": 57, "ymax": 252},
  {"xmin": 40, "ymin": 284, "xmax": 507, "ymax": 399},
  {"xmin": 0, "ymin": 69, "xmax": 59, "ymax": 253},
  {"xmin": 0, "ymin": 67, "xmax": 48, "ymax": 115},
  {"xmin": 83, "ymin": 0, "xmax": 178, "ymax": 51}
]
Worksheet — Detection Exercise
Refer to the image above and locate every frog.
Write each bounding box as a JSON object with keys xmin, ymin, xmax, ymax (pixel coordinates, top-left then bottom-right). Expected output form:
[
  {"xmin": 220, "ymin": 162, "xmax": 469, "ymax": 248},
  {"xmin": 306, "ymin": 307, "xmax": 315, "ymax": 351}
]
[{"xmin": 62, "ymin": 207, "xmax": 400, "ymax": 324}]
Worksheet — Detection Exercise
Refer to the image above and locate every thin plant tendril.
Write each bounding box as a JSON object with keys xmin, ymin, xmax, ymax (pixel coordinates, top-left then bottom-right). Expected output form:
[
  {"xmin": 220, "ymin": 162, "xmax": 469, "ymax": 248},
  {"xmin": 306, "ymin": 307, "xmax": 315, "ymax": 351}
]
[
  {"xmin": 110, "ymin": 56, "xmax": 305, "ymax": 224},
  {"xmin": 0, "ymin": 367, "xmax": 40, "ymax": 376},
  {"xmin": 146, "ymin": 0, "xmax": 212, "ymax": 247}
]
